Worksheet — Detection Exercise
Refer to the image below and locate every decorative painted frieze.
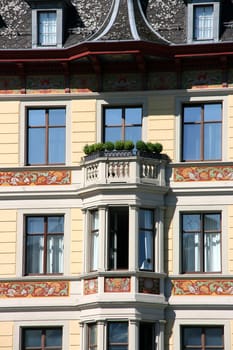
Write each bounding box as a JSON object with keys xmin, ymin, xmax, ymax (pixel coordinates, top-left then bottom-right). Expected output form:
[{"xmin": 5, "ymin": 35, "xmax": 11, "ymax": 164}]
[
  {"xmin": 104, "ymin": 277, "xmax": 131, "ymax": 292},
  {"xmin": 84, "ymin": 278, "xmax": 98, "ymax": 295},
  {"xmin": 139, "ymin": 278, "xmax": 160, "ymax": 294},
  {"xmin": 0, "ymin": 170, "xmax": 71, "ymax": 186},
  {"xmin": 0, "ymin": 281, "xmax": 69, "ymax": 298},
  {"xmin": 173, "ymin": 279, "xmax": 233, "ymax": 296},
  {"xmin": 182, "ymin": 70, "xmax": 222, "ymax": 89},
  {"xmin": 174, "ymin": 165, "xmax": 233, "ymax": 182},
  {"xmin": 27, "ymin": 75, "xmax": 65, "ymax": 94}
]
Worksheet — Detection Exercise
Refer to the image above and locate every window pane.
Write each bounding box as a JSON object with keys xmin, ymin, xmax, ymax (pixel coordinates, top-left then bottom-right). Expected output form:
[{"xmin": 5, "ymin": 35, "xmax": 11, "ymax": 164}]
[
  {"xmin": 125, "ymin": 126, "xmax": 141, "ymax": 144},
  {"xmin": 49, "ymin": 109, "xmax": 66, "ymax": 125},
  {"xmin": 48, "ymin": 216, "xmax": 64, "ymax": 233},
  {"xmin": 105, "ymin": 127, "xmax": 122, "ymax": 142},
  {"xmin": 28, "ymin": 109, "xmax": 46, "ymax": 126},
  {"xmin": 39, "ymin": 12, "xmax": 57, "ymax": 46},
  {"xmin": 183, "ymin": 233, "xmax": 201, "ymax": 272},
  {"xmin": 140, "ymin": 323, "xmax": 154, "ymax": 350},
  {"xmin": 183, "ymin": 214, "xmax": 200, "ymax": 231},
  {"xmin": 89, "ymin": 324, "xmax": 97, "ymax": 348},
  {"xmin": 125, "ymin": 107, "xmax": 142, "ymax": 124},
  {"xmin": 183, "ymin": 124, "xmax": 200, "ymax": 160},
  {"xmin": 139, "ymin": 231, "xmax": 153, "ymax": 270},
  {"xmin": 204, "ymin": 104, "xmax": 222, "ymax": 121},
  {"xmin": 24, "ymin": 329, "xmax": 42, "ymax": 347},
  {"xmin": 48, "ymin": 127, "xmax": 65, "ymax": 163},
  {"xmin": 205, "ymin": 328, "xmax": 223, "ymax": 346},
  {"xmin": 105, "ymin": 109, "xmax": 122, "ymax": 125},
  {"xmin": 45, "ymin": 328, "xmax": 62, "ymax": 346},
  {"xmin": 184, "ymin": 106, "xmax": 201, "ymax": 123},
  {"xmin": 47, "ymin": 235, "xmax": 64, "ymax": 273},
  {"xmin": 204, "ymin": 214, "xmax": 221, "ymax": 231},
  {"xmin": 26, "ymin": 236, "xmax": 44, "ymax": 274},
  {"xmin": 194, "ymin": 5, "xmax": 213, "ymax": 40},
  {"xmin": 140, "ymin": 209, "xmax": 153, "ymax": 229},
  {"xmin": 204, "ymin": 233, "xmax": 221, "ymax": 272},
  {"xmin": 204, "ymin": 123, "xmax": 221, "ymax": 160},
  {"xmin": 183, "ymin": 328, "xmax": 202, "ymax": 345},
  {"xmin": 109, "ymin": 323, "xmax": 128, "ymax": 343},
  {"xmin": 27, "ymin": 217, "xmax": 44, "ymax": 234},
  {"xmin": 28, "ymin": 128, "xmax": 45, "ymax": 164}
]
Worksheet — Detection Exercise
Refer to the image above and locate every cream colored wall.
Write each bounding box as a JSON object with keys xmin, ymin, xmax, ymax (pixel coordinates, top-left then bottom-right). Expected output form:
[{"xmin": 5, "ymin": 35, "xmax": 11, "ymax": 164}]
[
  {"xmin": 70, "ymin": 208, "xmax": 83, "ymax": 275},
  {"xmin": 165, "ymin": 207, "xmax": 175, "ymax": 275},
  {"xmin": 0, "ymin": 322, "xmax": 13, "ymax": 350},
  {"xmin": 71, "ymin": 99, "xmax": 96, "ymax": 165},
  {"xmin": 0, "ymin": 102, "xmax": 19, "ymax": 167},
  {"xmin": 228, "ymin": 205, "xmax": 233, "ymax": 273},
  {"xmin": 69, "ymin": 320, "xmax": 80, "ymax": 350},
  {"xmin": 147, "ymin": 95, "xmax": 175, "ymax": 161},
  {"xmin": 0, "ymin": 210, "xmax": 17, "ymax": 277}
]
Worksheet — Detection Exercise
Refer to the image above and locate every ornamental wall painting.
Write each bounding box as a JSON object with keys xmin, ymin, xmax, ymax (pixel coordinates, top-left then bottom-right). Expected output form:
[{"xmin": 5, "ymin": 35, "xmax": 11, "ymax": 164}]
[
  {"xmin": 148, "ymin": 72, "xmax": 176, "ymax": 90},
  {"xmin": 84, "ymin": 278, "xmax": 98, "ymax": 295},
  {"xmin": 173, "ymin": 279, "xmax": 233, "ymax": 296},
  {"xmin": 0, "ymin": 170, "xmax": 71, "ymax": 186},
  {"xmin": 182, "ymin": 70, "xmax": 222, "ymax": 89},
  {"xmin": 139, "ymin": 277, "xmax": 160, "ymax": 294},
  {"xmin": 70, "ymin": 74, "xmax": 98, "ymax": 93},
  {"xmin": 174, "ymin": 165, "xmax": 233, "ymax": 182},
  {"xmin": 104, "ymin": 277, "xmax": 131, "ymax": 292},
  {"xmin": 0, "ymin": 281, "xmax": 69, "ymax": 298},
  {"xmin": 103, "ymin": 73, "xmax": 140, "ymax": 91},
  {"xmin": 27, "ymin": 75, "xmax": 65, "ymax": 94},
  {"xmin": 0, "ymin": 76, "xmax": 21, "ymax": 94}
]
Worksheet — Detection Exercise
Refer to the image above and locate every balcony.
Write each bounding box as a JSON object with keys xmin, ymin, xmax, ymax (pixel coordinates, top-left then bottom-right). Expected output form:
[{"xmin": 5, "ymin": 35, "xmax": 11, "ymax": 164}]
[{"xmin": 81, "ymin": 151, "xmax": 169, "ymax": 188}]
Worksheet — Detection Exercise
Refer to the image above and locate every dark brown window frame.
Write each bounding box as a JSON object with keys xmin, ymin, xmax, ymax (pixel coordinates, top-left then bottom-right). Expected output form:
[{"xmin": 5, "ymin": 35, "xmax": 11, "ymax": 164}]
[
  {"xmin": 24, "ymin": 215, "xmax": 64, "ymax": 276},
  {"xmin": 26, "ymin": 107, "xmax": 66, "ymax": 166}
]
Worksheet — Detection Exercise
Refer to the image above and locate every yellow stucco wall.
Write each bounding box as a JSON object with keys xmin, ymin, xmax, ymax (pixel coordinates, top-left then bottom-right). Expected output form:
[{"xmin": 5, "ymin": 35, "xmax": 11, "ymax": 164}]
[
  {"xmin": 147, "ymin": 95, "xmax": 175, "ymax": 161},
  {"xmin": 0, "ymin": 322, "xmax": 13, "ymax": 350},
  {"xmin": 69, "ymin": 320, "xmax": 81, "ymax": 350},
  {"xmin": 71, "ymin": 99, "xmax": 96, "ymax": 165},
  {"xmin": 228, "ymin": 205, "xmax": 233, "ymax": 273},
  {"xmin": 0, "ymin": 210, "xmax": 17, "ymax": 277},
  {"xmin": 70, "ymin": 208, "xmax": 83, "ymax": 275},
  {"xmin": 0, "ymin": 102, "xmax": 19, "ymax": 167}
]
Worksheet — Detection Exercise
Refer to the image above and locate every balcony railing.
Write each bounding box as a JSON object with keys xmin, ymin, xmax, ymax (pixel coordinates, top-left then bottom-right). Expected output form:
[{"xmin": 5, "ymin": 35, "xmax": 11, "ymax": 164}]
[{"xmin": 81, "ymin": 151, "xmax": 168, "ymax": 188}]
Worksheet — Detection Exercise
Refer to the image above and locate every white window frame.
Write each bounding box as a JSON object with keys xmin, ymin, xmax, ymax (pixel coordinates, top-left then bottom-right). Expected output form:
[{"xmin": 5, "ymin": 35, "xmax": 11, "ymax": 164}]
[
  {"xmin": 172, "ymin": 205, "xmax": 227, "ymax": 276},
  {"xmin": 16, "ymin": 208, "xmax": 71, "ymax": 277},
  {"xmin": 173, "ymin": 319, "xmax": 229, "ymax": 350},
  {"xmin": 175, "ymin": 94, "xmax": 227, "ymax": 163},
  {"xmin": 20, "ymin": 100, "xmax": 71, "ymax": 167},
  {"xmin": 32, "ymin": 7, "xmax": 63, "ymax": 48},
  {"xmin": 187, "ymin": 1, "xmax": 220, "ymax": 43},
  {"xmin": 14, "ymin": 320, "xmax": 69, "ymax": 350}
]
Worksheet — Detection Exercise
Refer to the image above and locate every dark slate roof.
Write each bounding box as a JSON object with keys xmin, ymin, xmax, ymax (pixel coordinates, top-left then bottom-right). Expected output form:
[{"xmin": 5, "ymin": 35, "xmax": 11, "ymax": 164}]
[{"xmin": 0, "ymin": 0, "xmax": 233, "ymax": 49}]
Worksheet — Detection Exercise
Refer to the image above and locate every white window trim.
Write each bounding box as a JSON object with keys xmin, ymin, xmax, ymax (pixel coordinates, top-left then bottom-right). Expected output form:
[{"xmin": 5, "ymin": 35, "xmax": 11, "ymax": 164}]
[
  {"xmin": 187, "ymin": 1, "xmax": 220, "ymax": 43},
  {"xmin": 173, "ymin": 205, "xmax": 227, "ymax": 275},
  {"xmin": 14, "ymin": 320, "xmax": 69, "ymax": 350},
  {"xmin": 32, "ymin": 8, "xmax": 63, "ymax": 48},
  {"xmin": 16, "ymin": 208, "xmax": 71, "ymax": 277},
  {"xmin": 175, "ymin": 94, "xmax": 227, "ymax": 163},
  {"xmin": 173, "ymin": 319, "xmax": 230, "ymax": 350},
  {"xmin": 96, "ymin": 97, "xmax": 147, "ymax": 143},
  {"xmin": 20, "ymin": 100, "xmax": 71, "ymax": 167}
]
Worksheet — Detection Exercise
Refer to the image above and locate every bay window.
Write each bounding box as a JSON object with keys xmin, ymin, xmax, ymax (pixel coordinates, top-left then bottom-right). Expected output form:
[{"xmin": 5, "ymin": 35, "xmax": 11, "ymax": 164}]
[{"xmin": 182, "ymin": 212, "xmax": 221, "ymax": 273}]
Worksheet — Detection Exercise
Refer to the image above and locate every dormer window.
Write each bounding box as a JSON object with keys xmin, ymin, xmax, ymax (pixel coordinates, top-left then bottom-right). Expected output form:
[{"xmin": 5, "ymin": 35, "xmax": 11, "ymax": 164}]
[
  {"xmin": 38, "ymin": 11, "xmax": 57, "ymax": 46},
  {"xmin": 28, "ymin": 0, "xmax": 69, "ymax": 48},
  {"xmin": 187, "ymin": 1, "xmax": 220, "ymax": 43}
]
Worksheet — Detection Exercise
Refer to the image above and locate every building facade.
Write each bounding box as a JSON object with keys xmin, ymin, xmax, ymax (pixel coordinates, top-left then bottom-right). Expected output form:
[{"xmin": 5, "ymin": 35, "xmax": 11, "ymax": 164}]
[{"xmin": 0, "ymin": 0, "xmax": 233, "ymax": 349}]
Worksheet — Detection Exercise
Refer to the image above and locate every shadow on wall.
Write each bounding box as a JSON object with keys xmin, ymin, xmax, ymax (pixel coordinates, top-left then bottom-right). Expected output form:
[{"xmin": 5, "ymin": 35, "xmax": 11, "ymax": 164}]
[{"xmin": 221, "ymin": 0, "xmax": 233, "ymax": 35}]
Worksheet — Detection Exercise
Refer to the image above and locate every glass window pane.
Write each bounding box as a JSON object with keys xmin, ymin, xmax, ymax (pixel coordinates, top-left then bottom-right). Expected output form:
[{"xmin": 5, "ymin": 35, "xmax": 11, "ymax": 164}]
[
  {"xmin": 45, "ymin": 328, "xmax": 62, "ymax": 346},
  {"xmin": 26, "ymin": 236, "xmax": 44, "ymax": 274},
  {"xmin": 109, "ymin": 323, "xmax": 128, "ymax": 343},
  {"xmin": 125, "ymin": 126, "xmax": 141, "ymax": 144},
  {"xmin": 140, "ymin": 209, "xmax": 153, "ymax": 229},
  {"xmin": 24, "ymin": 329, "xmax": 42, "ymax": 347},
  {"xmin": 183, "ymin": 214, "xmax": 200, "ymax": 231},
  {"xmin": 105, "ymin": 127, "xmax": 122, "ymax": 142},
  {"xmin": 205, "ymin": 328, "xmax": 223, "ymax": 346},
  {"xmin": 204, "ymin": 123, "xmax": 221, "ymax": 160},
  {"xmin": 183, "ymin": 233, "xmax": 201, "ymax": 272},
  {"xmin": 28, "ymin": 109, "xmax": 46, "ymax": 126},
  {"xmin": 47, "ymin": 236, "xmax": 64, "ymax": 273},
  {"xmin": 204, "ymin": 104, "xmax": 222, "ymax": 121},
  {"xmin": 89, "ymin": 324, "xmax": 97, "ymax": 346},
  {"xmin": 48, "ymin": 216, "xmax": 64, "ymax": 233},
  {"xmin": 105, "ymin": 109, "xmax": 122, "ymax": 125},
  {"xmin": 139, "ymin": 230, "xmax": 153, "ymax": 270},
  {"xmin": 183, "ymin": 328, "xmax": 202, "ymax": 345},
  {"xmin": 28, "ymin": 128, "xmax": 45, "ymax": 164},
  {"xmin": 204, "ymin": 233, "xmax": 221, "ymax": 272},
  {"xmin": 39, "ymin": 12, "xmax": 57, "ymax": 46},
  {"xmin": 184, "ymin": 106, "xmax": 201, "ymax": 123},
  {"xmin": 48, "ymin": 127, "xmax": 65, "ymax": 163},
  {"xmin": 194, "ymin": 5, "xmax": 213, "ymax": 40},
  {"xmin": 204, "ymin": 214, "xmax": 220, "ymax": 231},
  {"xmin": 49, "ymin": 109, "xmax": 66, "ymax": 126},
  {"xmin": 183, "ymin": 124, "xmax": 200, "ymax": 160},
  {"xmin": 125, "ymin": 107, "xmax": 142, "ymax": 124},
  {"xmin": 27, "ymin": 217, "xmax": 44, "ymax": 234}
]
